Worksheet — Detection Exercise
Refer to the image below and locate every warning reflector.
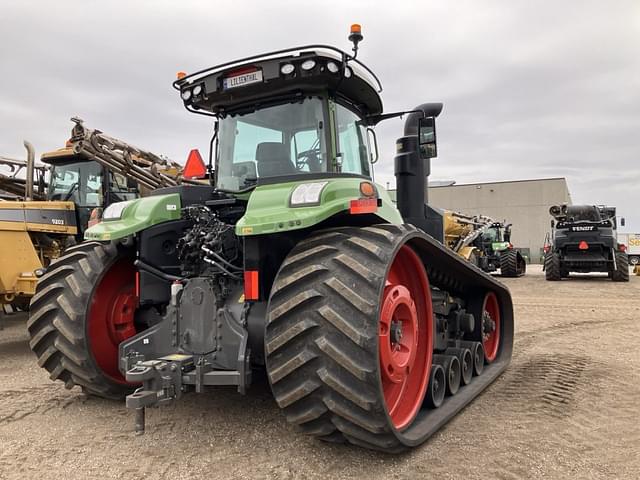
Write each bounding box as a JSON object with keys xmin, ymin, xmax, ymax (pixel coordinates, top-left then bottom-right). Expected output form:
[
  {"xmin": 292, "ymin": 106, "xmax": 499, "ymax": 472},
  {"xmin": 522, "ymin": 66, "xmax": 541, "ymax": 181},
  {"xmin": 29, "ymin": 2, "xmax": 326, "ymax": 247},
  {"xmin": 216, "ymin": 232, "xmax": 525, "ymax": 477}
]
[{"xmin": 184, "ymin": 149, "xmax": 207, "ymax": 179}]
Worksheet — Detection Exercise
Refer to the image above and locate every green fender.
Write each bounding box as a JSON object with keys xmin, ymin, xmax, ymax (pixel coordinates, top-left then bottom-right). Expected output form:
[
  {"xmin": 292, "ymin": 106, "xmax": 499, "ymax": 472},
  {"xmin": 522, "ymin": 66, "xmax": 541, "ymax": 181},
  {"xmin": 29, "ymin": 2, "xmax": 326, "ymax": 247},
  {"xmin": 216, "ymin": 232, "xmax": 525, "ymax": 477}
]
[
  {"xmin": 84, "ymin": 193, "xmax": 181, "ymax": 241},
  {"xmin": 83, "ymin": 178, "xmax": 402, "ymax": 241},
  {"xmin": 235, "ymin": 178, "xmax": 402, "ymax": 236}
]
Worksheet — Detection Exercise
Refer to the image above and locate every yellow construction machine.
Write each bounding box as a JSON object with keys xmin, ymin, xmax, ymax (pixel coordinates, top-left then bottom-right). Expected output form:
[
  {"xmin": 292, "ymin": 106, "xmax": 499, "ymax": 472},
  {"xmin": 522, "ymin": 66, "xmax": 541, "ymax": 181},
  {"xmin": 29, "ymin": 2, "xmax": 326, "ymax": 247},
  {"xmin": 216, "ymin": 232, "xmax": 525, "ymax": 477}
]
[{"xmin": 0, "ymin": 118, "xmax": 204, "ymax": 312}]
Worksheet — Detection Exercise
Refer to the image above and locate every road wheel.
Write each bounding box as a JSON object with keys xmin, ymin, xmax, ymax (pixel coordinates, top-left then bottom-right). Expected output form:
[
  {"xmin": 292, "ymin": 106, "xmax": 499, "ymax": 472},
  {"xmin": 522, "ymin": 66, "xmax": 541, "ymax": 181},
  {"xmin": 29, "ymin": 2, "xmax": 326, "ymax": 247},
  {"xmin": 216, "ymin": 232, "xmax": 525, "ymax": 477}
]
[
  {"xmin": 265, "ymin": 225, "xmax": 433, "ymax": 452},
  {"xmin": 27, "ymin": 241, "xmax": 139, "ymax": 399},
  {"xmin": 611, "ymin": 251, "xmax": 629, "ymax": 282},
  {"xmin": 544, "ymin": 252, "xmax": 562, "ymax": 281},
  {"xmin": 500, "ymin": 249, "xmax": 525, "ymax": 277},
  {"xmin": 629, "ymin": 255, "xmax": 639, "ymax": 266}
]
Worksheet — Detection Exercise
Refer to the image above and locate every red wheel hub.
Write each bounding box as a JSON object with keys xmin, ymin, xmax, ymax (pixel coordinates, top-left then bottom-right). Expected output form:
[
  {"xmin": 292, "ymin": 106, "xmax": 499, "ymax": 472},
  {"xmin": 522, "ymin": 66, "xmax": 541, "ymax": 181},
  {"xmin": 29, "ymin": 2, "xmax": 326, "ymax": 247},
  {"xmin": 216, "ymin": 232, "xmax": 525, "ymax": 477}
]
[
  {"xmin": 87, "ymin": 259, "xmax": 137, "ymax": 384},
  {"xmin": 379, "ymin": 245, "xmax": 433, "ymax": 430},
  {"xmin": 482, "ymin": 291, "xmax": 501, "ymax": 363}
]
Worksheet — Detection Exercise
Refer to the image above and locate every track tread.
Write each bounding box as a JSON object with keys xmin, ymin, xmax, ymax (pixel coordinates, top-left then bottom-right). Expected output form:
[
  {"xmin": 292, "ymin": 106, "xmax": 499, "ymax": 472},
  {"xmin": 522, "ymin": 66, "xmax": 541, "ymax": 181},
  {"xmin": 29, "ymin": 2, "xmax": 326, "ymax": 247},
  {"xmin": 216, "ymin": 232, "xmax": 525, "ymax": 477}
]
[
  {"xmin": 266, "ymin": 224, "xmax": 420, "ymax": 452},
  {"xmin": 500, "ymin": 249, "xmax": 525, "ymax": 277}
]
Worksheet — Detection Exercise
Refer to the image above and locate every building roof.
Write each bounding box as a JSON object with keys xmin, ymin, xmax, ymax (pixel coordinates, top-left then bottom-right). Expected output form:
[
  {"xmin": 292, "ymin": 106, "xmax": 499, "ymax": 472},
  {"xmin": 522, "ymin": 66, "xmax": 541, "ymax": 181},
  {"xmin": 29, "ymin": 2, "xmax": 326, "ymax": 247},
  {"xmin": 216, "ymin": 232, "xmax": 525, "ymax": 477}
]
[{"xmin": 429, "ymin": 177, "xmax": 567, "ymax": 188}]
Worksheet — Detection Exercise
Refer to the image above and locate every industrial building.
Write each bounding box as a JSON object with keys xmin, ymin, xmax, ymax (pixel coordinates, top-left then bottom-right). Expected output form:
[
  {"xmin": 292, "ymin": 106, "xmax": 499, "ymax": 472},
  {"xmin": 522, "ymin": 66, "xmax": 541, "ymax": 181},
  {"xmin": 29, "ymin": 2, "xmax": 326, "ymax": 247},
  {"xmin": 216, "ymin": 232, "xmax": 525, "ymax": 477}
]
[{"xmin": 389, "ymin": 177, "xmax": 572, "ymax": 263}]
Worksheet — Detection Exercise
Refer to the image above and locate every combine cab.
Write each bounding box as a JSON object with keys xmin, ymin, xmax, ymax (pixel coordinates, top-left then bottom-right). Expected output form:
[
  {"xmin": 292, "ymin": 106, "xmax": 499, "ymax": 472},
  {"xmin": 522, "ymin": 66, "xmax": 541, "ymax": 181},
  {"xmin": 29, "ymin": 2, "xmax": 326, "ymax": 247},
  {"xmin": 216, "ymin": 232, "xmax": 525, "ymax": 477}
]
[
  {"xmin": 544, "ymin": 204, "xmax": 628, "ymax": 281},
  {"xmin": 28, "ymin": 26, "xmax": 514, "ymax": 451}
]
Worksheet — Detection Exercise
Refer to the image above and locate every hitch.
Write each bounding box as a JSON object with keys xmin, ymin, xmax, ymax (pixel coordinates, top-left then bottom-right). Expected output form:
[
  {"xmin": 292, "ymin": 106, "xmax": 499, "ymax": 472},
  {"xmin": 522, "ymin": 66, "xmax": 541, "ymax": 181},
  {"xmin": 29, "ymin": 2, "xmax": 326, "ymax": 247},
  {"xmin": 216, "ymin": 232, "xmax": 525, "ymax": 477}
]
[{"xmin": 125, "ymin": 355, "xmax": 193, "ymax": 434}]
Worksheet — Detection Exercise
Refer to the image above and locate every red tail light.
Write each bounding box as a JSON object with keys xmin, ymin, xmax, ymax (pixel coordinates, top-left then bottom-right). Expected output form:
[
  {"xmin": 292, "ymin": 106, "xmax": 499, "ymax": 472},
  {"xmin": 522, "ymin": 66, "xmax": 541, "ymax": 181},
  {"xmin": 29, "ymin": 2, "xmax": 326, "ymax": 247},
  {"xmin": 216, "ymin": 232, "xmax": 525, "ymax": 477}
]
[
  {"xmin": 184, "ymin": 149, "xmax": 207, "ymax": 179},
  {"xmin": 349, "ymin": 198, "xmax": 377, "ymax": 214},
  {"xmin": 578, "ymin": 241, "xmax": 589, "ymax": 250},
  {"xmin": 244, "ymin": 270, "xmax": 259, "ymax": 301}
]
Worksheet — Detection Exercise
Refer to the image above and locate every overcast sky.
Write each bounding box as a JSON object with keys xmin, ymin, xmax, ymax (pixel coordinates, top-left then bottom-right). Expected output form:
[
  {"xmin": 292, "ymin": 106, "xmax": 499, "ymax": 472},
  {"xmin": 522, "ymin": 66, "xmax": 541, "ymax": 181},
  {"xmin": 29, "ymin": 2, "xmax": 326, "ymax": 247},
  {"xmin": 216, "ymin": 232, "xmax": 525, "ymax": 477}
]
[{"xmin": 1, "ymin": 1, "xmax": 638, "ymax": 229}]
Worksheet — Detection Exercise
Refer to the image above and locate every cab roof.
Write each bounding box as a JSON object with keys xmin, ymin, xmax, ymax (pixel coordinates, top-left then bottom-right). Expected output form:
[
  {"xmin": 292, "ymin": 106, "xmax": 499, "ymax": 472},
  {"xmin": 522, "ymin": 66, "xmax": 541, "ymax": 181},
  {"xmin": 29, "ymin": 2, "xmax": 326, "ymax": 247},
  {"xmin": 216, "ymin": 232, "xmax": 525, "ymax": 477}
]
[{"xmin": 174, "ymin": 45, "xmax": 383, "ymax": 117}]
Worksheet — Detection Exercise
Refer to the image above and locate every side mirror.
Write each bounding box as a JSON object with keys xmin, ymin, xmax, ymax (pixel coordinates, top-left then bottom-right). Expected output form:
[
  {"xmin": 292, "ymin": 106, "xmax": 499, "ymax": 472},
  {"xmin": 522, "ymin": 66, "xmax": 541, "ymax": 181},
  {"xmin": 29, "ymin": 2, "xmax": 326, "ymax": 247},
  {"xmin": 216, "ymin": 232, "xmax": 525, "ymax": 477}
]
[
  {"xmin": 620, "ymin": 217, "xmax": 626, "ymax": 227},
  {"xmin": 550, "ymin": 219, "xmax": 555, "ymax": 228},
  {"xmin": 418, "ymin": 116, "xmax": 437, "ymax": 159}
]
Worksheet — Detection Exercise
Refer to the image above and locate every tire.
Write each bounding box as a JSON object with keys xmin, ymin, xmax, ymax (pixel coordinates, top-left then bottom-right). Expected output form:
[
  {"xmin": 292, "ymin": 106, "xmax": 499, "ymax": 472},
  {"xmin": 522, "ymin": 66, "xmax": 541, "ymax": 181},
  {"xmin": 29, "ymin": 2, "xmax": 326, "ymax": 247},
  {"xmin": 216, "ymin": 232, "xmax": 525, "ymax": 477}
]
[
  {"xmin": 629, "ymin": 255, "xmax": 639, "ymax": 266},
  {"xmin": 265, "ymin": 225, "xmax": 433, "ymax": 452},
  {"xmin": 499, "ymin": 249, "xmax": 525, "ymax": 277},
  {"xmin": 544, "ymin": 252, "xmax": 562, "ymax": 281},
  {"xmin": 611, "ymin": 251, "xmax": 629, "ymax": 282},
  {"xmin": 27, "ymin": 241, "xmax": 138, "ymax": 399}
]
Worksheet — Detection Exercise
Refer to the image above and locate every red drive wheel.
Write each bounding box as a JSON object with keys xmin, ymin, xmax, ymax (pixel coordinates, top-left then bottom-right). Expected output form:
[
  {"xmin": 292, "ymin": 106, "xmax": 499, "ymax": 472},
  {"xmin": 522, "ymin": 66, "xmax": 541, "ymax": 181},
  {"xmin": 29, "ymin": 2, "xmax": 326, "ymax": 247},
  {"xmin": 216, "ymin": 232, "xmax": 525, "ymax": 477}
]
[
  {"xmin": 379, "ymin": 245, "xmax": 433, "ymax": 430},
  {"xmin": 87, "ymin": 258, "xmax": 138, "ymax": 384},
  {"xmin": 481, "ymin": 291, "xmax": 501, "ymax": 363}
]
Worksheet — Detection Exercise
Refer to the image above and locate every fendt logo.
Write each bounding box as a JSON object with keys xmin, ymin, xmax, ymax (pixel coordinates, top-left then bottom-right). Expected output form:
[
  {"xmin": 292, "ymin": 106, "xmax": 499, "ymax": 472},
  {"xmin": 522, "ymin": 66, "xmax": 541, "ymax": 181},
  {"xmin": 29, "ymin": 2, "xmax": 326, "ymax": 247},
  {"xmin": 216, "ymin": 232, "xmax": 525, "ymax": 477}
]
[{"xmin": 571, "ymin": 226, "xmax": 595, "ymax": 232}]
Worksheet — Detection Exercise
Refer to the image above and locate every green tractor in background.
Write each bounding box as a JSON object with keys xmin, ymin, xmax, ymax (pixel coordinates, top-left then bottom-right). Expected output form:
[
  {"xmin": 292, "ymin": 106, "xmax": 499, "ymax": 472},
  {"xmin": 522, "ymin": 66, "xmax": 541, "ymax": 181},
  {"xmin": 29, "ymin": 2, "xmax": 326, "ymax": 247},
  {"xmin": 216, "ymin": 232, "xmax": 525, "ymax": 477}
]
[
  {"xmin": 27, "ymin": 26, "xmax": 513, "ymax": 452},
  {"xmin": 475, "ymin": 222, "xmax": 526, "ymax": 277}
]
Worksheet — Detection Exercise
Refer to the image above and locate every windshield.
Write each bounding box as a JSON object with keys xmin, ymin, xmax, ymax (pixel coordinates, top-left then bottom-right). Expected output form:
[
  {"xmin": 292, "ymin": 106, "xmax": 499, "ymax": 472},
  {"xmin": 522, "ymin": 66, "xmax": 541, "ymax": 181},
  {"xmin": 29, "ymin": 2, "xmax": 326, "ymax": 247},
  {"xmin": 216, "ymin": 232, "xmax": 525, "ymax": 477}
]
[
  {"xmin": 565, "ymin": 206, "xmax": 602, "ymax": 223},
  {"xmin": 216, "ymin": 97, "xmax": 369, "ymax": 191},
  {"xmin": 49, "ymin": 161, "xmax": 104, "ymax": 206}
]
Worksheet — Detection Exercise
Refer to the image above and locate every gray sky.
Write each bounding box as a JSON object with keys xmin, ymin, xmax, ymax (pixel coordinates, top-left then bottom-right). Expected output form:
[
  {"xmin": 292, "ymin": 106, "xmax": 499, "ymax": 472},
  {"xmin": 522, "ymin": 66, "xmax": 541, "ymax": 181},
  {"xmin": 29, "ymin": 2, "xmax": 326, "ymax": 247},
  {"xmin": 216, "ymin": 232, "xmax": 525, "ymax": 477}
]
[{"xmin": 1, "ymin": 0, "xmax": 639, "ymax": 229}]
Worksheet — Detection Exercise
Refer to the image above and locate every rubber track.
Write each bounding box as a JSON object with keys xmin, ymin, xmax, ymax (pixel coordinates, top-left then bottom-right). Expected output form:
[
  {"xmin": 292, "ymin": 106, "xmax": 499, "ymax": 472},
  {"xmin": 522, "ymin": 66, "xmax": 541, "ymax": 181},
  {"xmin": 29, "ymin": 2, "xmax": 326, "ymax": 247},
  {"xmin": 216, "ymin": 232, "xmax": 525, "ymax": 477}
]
[
  {"xmin": 26, "ymin": 241, "xmax": 132, "ymax": 399},
  {"xmin": 500, "ymin": 249, "xmax": 525, "ymax": 277},
  {"xmin": 544, "ymin": 252, "xmax": 562, "ymax": 281},
  {"xmin": 611, "ymin": 251, "xmax": 629, "ymax": 282},
  {"xmin": 265, "ymin": 224, "xmax": 418, "ymax": 451}
]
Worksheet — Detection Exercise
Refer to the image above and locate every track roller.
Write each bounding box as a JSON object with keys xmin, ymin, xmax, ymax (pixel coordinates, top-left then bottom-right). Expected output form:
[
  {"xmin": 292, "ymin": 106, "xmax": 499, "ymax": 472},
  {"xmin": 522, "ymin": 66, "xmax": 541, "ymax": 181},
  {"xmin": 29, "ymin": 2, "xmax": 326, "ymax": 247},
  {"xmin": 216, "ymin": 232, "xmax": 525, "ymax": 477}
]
[
  {"xmin": 425, "ymin": 364, "xmax": 446, "ymax": 408},
  {"xmin": 445, "ymin": 347, "xmax": 473, "ymax": 385},
  {"xmin": 460, "ymin": 341, "xmax": 484, "ymax": 376},
  {"xmin": 434, "ymin": 354, "xmax": 461, "ymax": 396}
]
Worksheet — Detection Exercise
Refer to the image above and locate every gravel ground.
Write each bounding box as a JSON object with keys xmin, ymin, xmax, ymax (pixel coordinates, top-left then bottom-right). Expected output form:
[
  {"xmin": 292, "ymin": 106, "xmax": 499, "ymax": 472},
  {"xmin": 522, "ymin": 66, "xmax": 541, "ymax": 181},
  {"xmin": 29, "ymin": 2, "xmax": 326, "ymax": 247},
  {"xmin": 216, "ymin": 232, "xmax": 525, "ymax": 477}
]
[{"xmin": 1, "ymin": 265, "xmax": 639, "ymax": 479}]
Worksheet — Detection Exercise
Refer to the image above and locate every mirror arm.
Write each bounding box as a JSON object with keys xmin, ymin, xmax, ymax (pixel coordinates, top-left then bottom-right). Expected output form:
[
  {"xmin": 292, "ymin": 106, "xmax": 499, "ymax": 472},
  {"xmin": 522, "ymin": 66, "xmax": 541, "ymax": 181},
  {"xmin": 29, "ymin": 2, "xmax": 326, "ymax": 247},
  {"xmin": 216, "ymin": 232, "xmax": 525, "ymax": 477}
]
[{"xmin": 365, "ymin": 109, "xmax": 425, "ymax": 126}]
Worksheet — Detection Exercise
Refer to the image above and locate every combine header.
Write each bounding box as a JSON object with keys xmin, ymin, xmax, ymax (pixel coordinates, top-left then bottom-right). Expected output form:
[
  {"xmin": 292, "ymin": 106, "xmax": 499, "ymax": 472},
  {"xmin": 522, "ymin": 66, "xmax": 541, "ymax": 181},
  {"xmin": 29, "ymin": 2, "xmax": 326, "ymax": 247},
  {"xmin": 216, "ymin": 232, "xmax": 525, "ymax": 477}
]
[{"xmin": 28, "ymin": 25, "xmax": 514, "ymax": 451}]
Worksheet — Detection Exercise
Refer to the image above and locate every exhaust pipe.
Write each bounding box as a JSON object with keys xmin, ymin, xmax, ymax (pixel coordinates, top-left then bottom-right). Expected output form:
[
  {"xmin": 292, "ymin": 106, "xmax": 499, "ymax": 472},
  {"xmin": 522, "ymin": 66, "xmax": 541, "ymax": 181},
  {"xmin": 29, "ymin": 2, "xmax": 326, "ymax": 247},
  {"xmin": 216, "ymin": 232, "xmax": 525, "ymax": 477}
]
[{"xmin": 23, "ymin": 140, "xmax": 35, "ymax": 200}]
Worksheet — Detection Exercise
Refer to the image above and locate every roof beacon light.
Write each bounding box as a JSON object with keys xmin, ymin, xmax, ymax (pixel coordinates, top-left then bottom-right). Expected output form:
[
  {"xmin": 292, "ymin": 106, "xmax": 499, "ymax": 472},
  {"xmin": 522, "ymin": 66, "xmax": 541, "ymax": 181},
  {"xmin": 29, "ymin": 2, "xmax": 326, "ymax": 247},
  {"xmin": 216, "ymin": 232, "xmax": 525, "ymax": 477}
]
[
  {"xmin": 176, "ymin": 71, "xmax": 187, "ymax": 80},
  {"xmin": 349, "ymin": 23, "xmax": 363, "ymax": 57},
  {"xmin": 184, "ymin": 149, "xmax": 207, "ymax": 179}
]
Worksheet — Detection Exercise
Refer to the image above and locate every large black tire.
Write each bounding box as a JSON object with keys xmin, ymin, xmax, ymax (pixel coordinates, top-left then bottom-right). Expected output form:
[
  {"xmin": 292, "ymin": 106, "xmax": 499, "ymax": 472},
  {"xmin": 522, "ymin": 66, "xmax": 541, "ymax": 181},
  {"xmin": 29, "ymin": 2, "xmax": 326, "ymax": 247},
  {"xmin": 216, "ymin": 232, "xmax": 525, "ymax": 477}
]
[
  {"xmin": 544, "ymin": 252, "xmax": 562, "ymax": 281},
  {"xmin": 265, "ymin": 225, "xmax": 432, "ymax": 452},
  {"xmin": 499, "ymin": 249, "xmax": 526, "ymax": 277},
  {"xmin": 611, "ymin": 251, "xmax": 629, "ymax": 282},
  {"xmin": 27, "ymin": 241, "xmax": 136, "ymax": 399}
]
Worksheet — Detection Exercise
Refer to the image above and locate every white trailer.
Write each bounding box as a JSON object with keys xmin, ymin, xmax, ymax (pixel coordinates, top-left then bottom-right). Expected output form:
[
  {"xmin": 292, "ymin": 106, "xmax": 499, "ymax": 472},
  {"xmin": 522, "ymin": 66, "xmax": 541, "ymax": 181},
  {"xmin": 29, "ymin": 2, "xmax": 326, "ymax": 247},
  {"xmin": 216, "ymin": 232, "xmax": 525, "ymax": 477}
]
[{"xmin": 619, "ymin": 233, "xmax": 640, "ymax": 265}]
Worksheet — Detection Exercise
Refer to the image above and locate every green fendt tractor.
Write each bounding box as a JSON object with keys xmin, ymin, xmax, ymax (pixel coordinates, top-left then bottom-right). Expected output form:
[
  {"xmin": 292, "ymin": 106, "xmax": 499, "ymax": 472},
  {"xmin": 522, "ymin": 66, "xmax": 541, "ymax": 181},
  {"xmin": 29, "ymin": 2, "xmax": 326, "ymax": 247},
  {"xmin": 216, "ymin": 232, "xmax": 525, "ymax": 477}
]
[
  {"xmin": 477, "ymin": 222, "xmax": 526, "ymax": 277},
  {"xmin": 28, "ymin": 26, "xmax": 514, "ymax": 452}
]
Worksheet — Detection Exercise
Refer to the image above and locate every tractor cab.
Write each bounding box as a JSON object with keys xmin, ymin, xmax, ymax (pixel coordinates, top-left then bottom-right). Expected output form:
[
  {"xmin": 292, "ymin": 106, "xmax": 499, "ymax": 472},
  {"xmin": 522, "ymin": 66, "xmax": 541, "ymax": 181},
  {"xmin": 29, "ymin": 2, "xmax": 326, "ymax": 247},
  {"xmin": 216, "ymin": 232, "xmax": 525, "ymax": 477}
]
[
  {"xmin": 42, "ymin": 147, "xmax": 139, "ymax": 236},
  {"xmin": 176, "ymin": 43, "xmax": 385, "ymax": 192}
]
